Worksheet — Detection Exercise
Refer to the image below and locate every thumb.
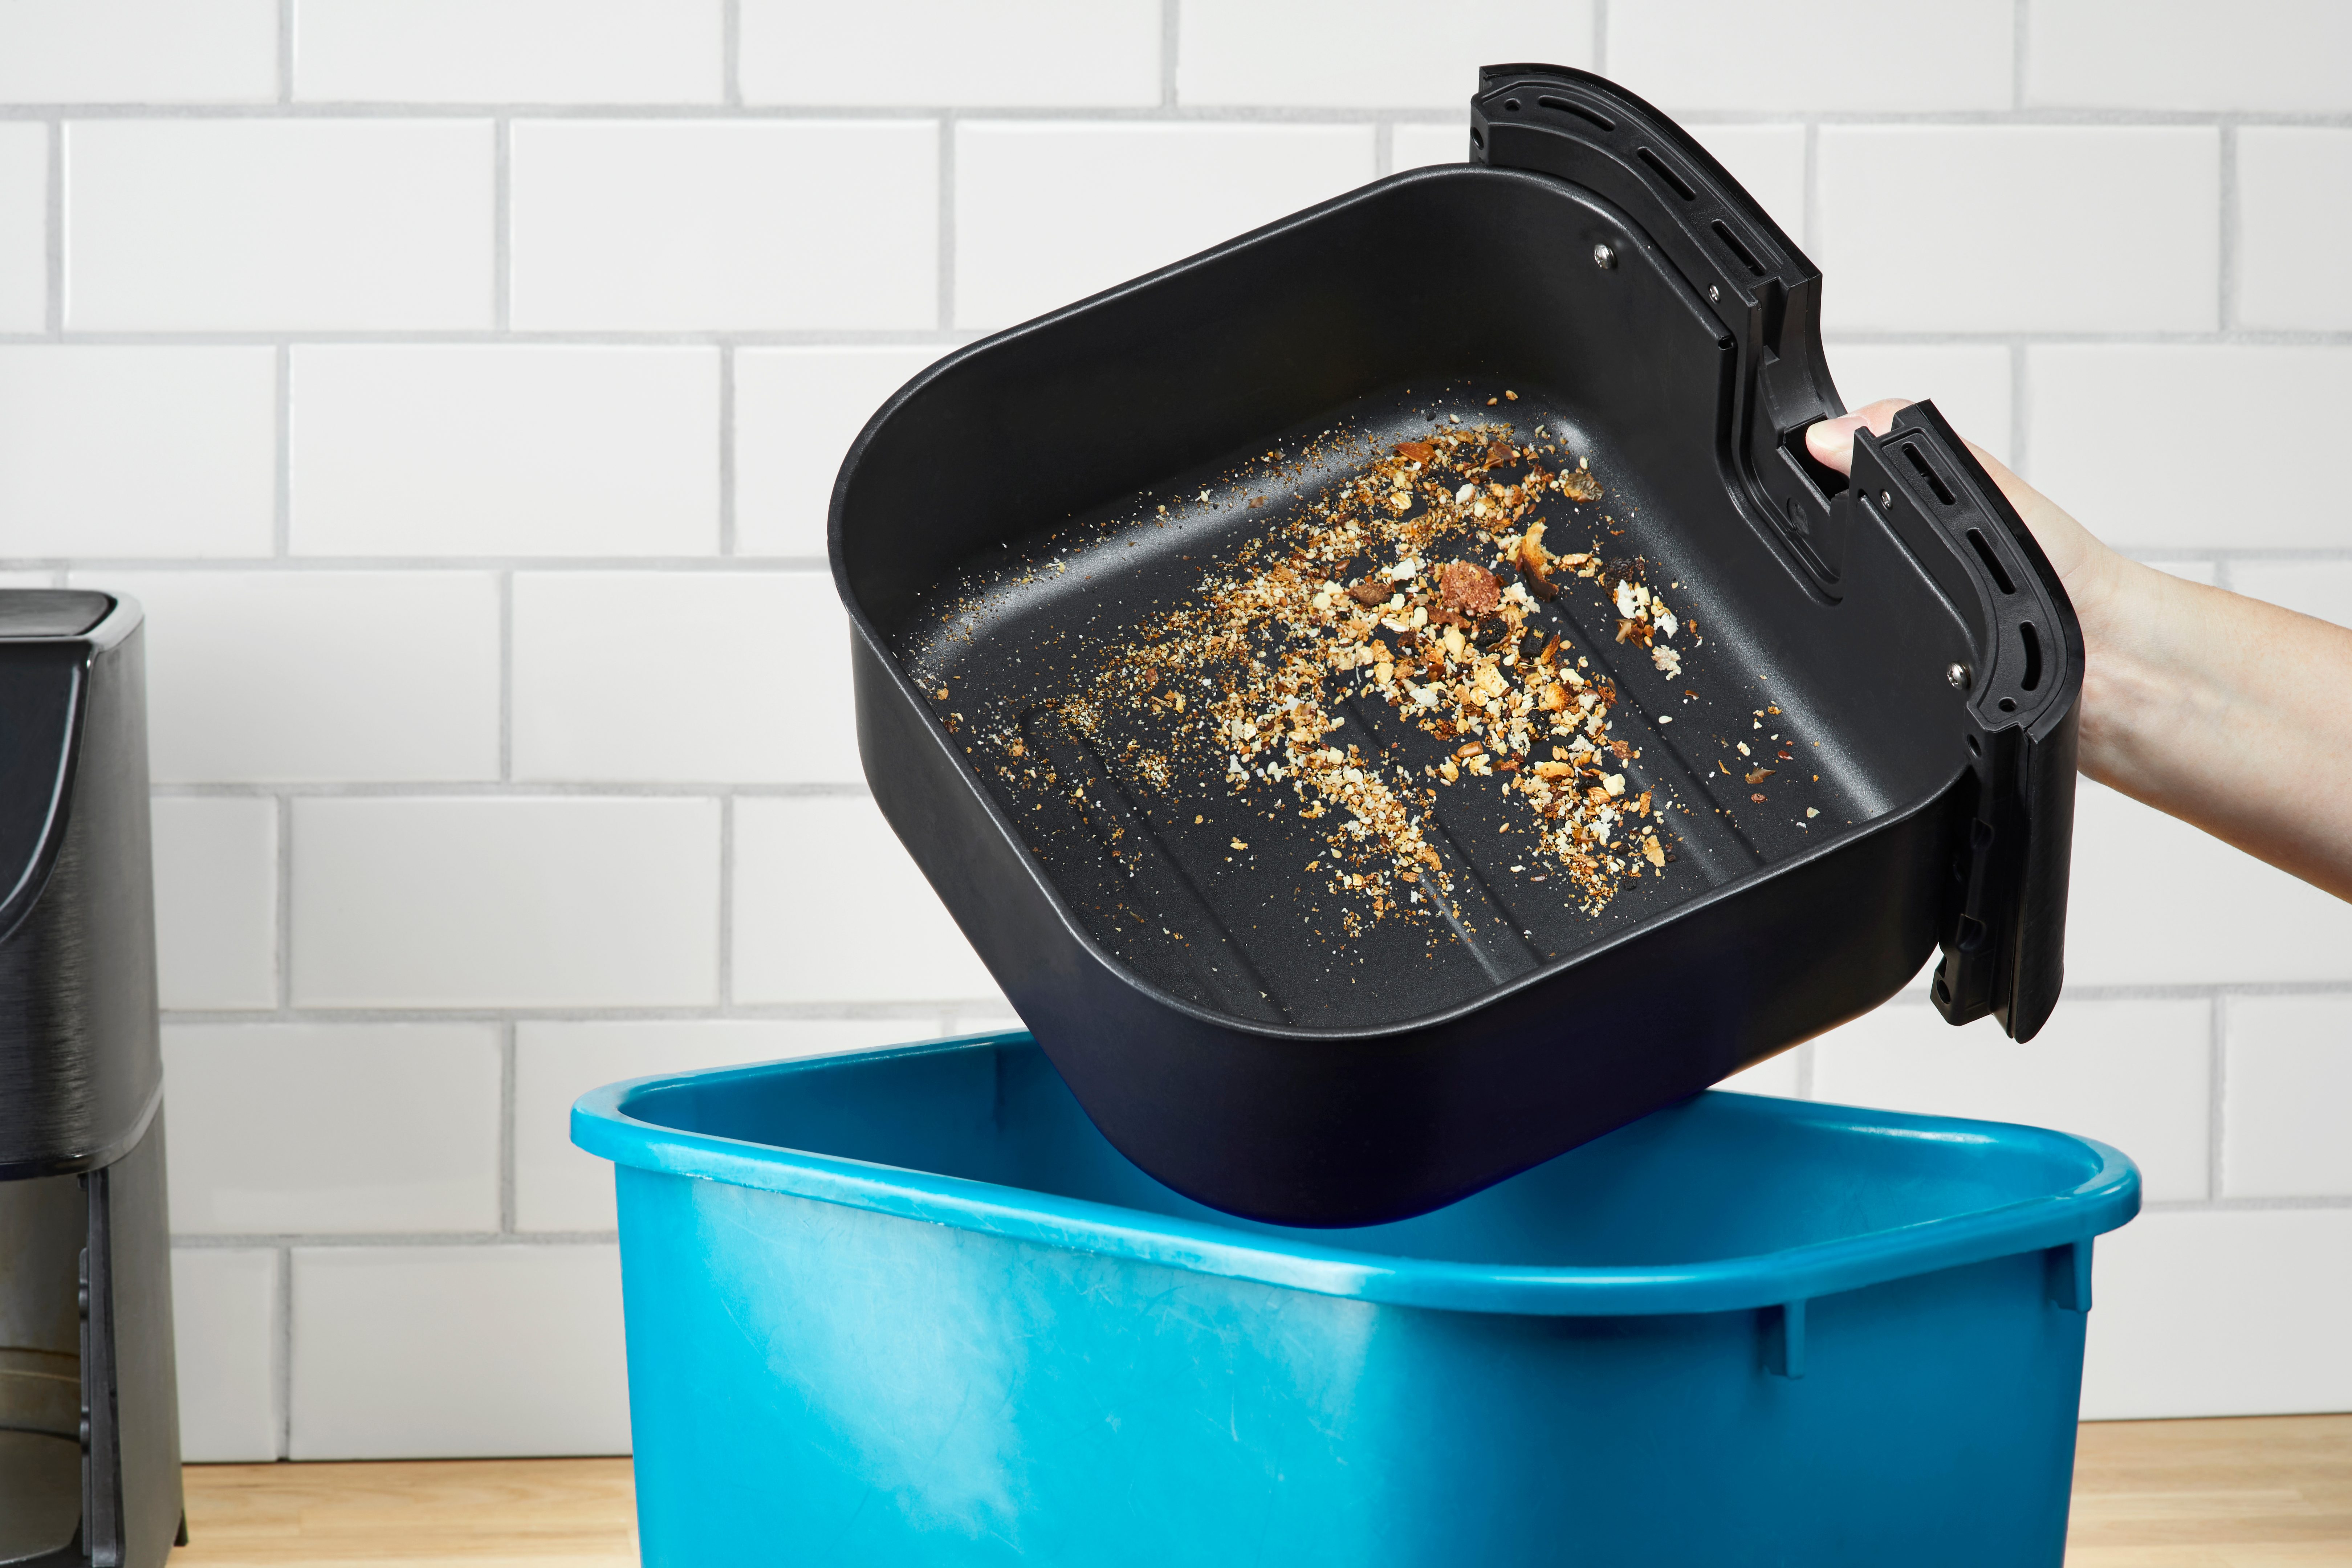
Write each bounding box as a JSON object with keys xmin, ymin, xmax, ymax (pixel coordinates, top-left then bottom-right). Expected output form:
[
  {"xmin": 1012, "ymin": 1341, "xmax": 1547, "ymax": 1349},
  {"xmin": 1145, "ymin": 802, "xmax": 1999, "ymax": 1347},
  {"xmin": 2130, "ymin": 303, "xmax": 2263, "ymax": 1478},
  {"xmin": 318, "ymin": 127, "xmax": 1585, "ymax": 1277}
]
[{"xmin": 1803, "ymin": 397, "xmax": 1916, "ymax": 477}]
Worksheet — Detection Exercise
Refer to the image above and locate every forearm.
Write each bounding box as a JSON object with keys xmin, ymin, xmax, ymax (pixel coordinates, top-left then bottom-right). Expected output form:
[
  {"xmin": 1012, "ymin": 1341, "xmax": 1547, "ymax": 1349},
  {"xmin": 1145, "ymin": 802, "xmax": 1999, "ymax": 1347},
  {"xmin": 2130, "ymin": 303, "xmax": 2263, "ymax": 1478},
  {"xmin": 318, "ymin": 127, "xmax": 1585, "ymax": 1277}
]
[
  {"xmin": 2070, "ymin": 555, "xmax": 2352, "ymax": 900},
  {"xmin": 1814, "ymin": 404, "xmax": 2352, "ymax": 904}
]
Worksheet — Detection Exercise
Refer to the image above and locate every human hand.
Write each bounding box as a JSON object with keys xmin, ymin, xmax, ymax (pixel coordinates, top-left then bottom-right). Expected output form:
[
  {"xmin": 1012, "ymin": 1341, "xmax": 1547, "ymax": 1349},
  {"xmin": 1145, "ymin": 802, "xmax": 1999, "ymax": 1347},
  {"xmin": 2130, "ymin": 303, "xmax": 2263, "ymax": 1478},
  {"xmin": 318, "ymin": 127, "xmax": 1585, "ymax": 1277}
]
[
  {"xmin": 1804, "ymin": 398, "xmax": 2352, "ymax": 903},
  {"xmin": 1804, "ymin": 399, "xmax": 2127, "ymax": 639}
]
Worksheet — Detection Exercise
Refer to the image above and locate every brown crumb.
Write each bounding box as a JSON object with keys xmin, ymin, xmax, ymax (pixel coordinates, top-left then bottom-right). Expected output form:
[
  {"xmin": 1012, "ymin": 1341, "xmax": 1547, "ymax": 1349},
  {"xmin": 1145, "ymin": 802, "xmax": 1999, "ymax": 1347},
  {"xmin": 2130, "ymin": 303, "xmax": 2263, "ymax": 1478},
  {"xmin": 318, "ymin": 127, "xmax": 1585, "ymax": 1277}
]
[
  {"xmin": 1347, "ymin": 579, "xmax": 1390, "ymax": 606},
  {"xmin": 1394, "ymin": 440, "xmax": 1434, "ymax": 464},
  {"xmin": 1745, "ymin": 768, "xmax": 1775, "ymax": 785},
  {"xmin": 1559, "ymin": 467, "xmax": 1603, "ymax": 502},
  {"xmin": 1750, "ymin": 792, "xmax": 1768, "ymax": 803},
  {"xmin": 1437, "ymin": 560, "xmax": 1501, "ymax": 618}
]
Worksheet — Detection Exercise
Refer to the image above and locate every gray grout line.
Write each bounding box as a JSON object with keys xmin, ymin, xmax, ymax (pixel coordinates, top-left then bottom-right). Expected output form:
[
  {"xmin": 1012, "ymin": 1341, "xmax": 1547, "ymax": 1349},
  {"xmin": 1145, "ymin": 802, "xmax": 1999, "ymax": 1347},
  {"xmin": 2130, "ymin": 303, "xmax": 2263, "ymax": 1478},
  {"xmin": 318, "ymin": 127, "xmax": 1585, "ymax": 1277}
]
[
  {"xmin": 147, "ymin": 779, "xmax": 877, "ymax": 799},
  {"xmin": 492, "ymin": 117, "xmax": 511, "ymax": 329},
  {"xmin": 717, "ymin": 346, "xmax": 736, "ymax": 554},
  {"xmin": 496, "ymin": 571, "xmax": 514, "ymax": 781},
  {"xmin": 723, "ymin": 0, "xmax": 742, "ymax": 109},
  {"xmin": 717, "ymin": 795, "xmax": 736, "ymax": 1005},
  {"xmin": 2142, "ymin": 1196, "xmax": 2352, "ymax": 1214},
  {"xmin": 177, "ymin": 1230, "xmax": 628, "ymax": 1249},
  {"xmin": 1372, "ymin": 120, "xmax": 1392, "ymax": 178},
  {"xmin": 2209, "ymin": 992, "xmax": 2229, "ymax": 1203},
  {"xmin": 936, "ymin": 113, "xmax": 956, "ymax": 330},
  {"xmin": 11, "ymin": 328, "xmax": 2347, "ymax": 347},
  {"xmin": 160, "ymin": 1001, "xmax": 993, "ymax": 1026},
  {"xmin": 274, "ymin": 1244, "xmax": 292, "ymax": 1459},
  {"xmin": 273, "ymin": 791, "xmax": 293, "ymax": 1011},
  {"xmin": 272, "ymin": 344, "xmax": 291, "ymax": 554},
  {"xmin": 498, "ymin": 1021, "xmax": 517, "ymax": 1233},
  {"xmin": 42, "ymin": 119, "xmax": 61, "ymax": 335},
  {"xmin": 2218, "ymin": 121, "xmax": 2239, "ymax": 332},
  {"xmin": 1591, "ymin": 0, "xmax": 1609, "ymax": 76},
  {"xmin": 8, "ymin": 102, "xmax": 2352, "ymax": 126}
]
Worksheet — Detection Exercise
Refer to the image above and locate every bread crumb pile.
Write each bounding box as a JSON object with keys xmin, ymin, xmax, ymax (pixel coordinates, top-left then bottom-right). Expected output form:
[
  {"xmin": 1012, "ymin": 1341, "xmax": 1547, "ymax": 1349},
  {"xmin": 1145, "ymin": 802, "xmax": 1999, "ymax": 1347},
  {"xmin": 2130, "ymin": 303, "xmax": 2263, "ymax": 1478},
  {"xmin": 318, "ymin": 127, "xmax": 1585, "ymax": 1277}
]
[{"xmin": 1017, "ymin": 414, "xmax": 1690, "ymax": 920}]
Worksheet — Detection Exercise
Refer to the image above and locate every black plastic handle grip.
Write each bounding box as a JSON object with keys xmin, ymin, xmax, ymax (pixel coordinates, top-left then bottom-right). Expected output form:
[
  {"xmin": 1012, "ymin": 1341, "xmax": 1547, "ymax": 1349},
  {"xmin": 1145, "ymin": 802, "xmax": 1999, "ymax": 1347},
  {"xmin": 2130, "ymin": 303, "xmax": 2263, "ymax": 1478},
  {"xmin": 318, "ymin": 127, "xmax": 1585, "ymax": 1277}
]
[
  {"xmin": 1847, "ymin": 405, "xmax": 2082, "ymax": 1041},
  {"xmin": 1471, "ymin": 65, "xmax": 2082, "ymax": 1042}
]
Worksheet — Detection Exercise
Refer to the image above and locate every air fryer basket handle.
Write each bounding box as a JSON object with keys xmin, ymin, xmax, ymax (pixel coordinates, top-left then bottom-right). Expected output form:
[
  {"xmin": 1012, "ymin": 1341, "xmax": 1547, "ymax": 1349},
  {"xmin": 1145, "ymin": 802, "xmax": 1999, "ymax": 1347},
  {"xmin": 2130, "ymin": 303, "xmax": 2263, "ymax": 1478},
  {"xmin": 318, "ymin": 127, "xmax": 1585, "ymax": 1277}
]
[
  {"xmin": 1470, "ymin": 64, "xmax": 1848, "ymax": 585},
  {"xmin": 1848, "ymin": 404, "xmax": 2083, "ymax": 1042},
  {"xmin": 1472, "ymin": 66, "xmax": 2081, "ymax": 1041}
]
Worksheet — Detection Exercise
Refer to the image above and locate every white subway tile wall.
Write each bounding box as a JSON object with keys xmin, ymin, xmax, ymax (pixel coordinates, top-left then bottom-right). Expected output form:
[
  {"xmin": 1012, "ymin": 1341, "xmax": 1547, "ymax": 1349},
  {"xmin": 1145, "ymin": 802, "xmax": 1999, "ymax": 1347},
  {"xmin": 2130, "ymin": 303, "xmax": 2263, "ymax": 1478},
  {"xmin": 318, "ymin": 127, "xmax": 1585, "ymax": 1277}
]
[
  {"xmin": 168, "ymin": 1247, "xmax": 281, "ymax": 1463},
  {"xmin": 163, "ymin": 1022, "xmax": 503, "ymax": 1234},
  {"xmin": 1, "ymin": 4, "xmax": 2340, "ymax": 1461}
]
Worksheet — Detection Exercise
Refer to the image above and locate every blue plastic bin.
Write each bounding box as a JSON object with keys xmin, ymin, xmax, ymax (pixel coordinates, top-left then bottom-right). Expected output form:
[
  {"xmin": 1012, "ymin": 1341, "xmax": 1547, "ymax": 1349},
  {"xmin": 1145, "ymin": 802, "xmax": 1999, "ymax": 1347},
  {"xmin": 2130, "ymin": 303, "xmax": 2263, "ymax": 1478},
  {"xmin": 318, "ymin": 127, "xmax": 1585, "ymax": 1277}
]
[{"xmin": 574, "ymin": 1032, "xmax": 2139, "ymax": 1567}]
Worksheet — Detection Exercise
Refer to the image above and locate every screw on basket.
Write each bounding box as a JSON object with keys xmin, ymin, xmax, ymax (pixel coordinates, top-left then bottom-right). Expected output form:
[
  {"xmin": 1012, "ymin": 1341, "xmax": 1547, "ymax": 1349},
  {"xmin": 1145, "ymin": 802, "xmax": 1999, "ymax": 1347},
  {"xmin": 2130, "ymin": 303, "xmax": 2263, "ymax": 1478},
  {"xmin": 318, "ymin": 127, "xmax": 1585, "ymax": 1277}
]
[
  {"xmin": 1708, "ymin": 285, "xmax": 1721, "ymax": 301},
  {"xmin": 1946, "ymin": 662, "xmax": 1973, "ymax": 691},
  {"xmin": 1591, "ymin": 242, "xmax": 1616, "ymax": 269}
]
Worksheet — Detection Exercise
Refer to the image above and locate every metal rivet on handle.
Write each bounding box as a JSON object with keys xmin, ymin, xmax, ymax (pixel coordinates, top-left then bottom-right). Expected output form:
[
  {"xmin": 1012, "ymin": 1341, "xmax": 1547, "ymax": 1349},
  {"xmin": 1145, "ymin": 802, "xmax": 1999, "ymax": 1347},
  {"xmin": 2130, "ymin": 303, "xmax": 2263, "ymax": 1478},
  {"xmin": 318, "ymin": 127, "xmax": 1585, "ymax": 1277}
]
[
  {"xmin": 1946, "ymin": 662, "xmax": 1972, "ymax": 691},
  {"xmin": 1592, "ymin": 243, "xmax": 1616, "ymax": 269},
  {"xmin": 1708, "ymin": 284, "xmax": 1721, "ymax": 301},
  {"xmin": 1881, "ymin": 490, "xmax": 1893, "ymax": 509}
]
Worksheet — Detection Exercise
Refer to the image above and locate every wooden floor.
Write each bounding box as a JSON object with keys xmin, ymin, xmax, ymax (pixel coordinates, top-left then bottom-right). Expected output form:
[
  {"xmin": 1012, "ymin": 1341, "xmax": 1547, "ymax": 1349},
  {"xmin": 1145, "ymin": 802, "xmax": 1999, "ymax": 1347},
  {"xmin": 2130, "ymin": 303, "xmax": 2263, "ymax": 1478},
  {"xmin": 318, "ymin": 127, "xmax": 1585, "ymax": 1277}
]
[{"xmin": 172, "ymin": 1416, "xmax": 2352, "ymax": 1566}]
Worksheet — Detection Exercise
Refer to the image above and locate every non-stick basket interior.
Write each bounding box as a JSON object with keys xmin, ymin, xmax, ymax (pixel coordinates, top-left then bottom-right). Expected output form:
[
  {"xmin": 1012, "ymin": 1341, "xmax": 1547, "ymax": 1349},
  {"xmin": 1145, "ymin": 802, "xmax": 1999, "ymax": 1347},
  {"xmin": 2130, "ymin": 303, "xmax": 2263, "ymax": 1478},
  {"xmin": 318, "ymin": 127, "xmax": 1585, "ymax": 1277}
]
[{"xmin": 837, "ymin": 165, "xmax": 1960, "ymax": 1033}]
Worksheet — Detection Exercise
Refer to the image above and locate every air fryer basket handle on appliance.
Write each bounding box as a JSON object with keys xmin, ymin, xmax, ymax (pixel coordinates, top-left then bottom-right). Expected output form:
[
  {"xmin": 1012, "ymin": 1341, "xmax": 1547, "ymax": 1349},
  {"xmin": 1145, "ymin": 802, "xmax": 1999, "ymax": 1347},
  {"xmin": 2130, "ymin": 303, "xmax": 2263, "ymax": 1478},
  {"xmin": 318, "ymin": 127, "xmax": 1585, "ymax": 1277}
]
[{"xmin": 1470, "ymin": 66, "xmax": 2082, "ymax": 1042}]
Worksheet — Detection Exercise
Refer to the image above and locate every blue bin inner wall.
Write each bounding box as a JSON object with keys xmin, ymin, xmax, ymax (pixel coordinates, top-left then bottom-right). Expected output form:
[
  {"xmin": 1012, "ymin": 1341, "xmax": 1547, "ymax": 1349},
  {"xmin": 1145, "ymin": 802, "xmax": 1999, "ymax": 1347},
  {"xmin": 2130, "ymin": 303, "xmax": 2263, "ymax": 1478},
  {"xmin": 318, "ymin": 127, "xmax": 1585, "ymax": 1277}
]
[{"xmin": 620, "ymin": 1038, "xmax": 2098, "ymax": 1260}]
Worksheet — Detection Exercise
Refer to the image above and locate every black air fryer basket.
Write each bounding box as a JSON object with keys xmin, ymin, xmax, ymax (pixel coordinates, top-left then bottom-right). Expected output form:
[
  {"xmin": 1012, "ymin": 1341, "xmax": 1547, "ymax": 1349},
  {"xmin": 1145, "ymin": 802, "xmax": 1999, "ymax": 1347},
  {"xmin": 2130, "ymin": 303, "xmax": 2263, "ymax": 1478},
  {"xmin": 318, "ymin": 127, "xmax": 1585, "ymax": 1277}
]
[{"xmin": 829, "ymin": 66, "xmax": 2081, "ymax": 1227}]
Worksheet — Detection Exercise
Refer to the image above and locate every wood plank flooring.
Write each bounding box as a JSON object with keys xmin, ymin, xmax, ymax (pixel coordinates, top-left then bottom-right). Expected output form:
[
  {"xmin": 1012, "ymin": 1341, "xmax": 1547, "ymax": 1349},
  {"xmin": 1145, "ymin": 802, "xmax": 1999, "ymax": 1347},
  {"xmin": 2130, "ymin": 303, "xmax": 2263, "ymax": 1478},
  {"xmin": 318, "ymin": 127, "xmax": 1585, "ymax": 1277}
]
[{"xmin": 172, "ymin": 1416, "xmax": 2352, "ymax": 1566}]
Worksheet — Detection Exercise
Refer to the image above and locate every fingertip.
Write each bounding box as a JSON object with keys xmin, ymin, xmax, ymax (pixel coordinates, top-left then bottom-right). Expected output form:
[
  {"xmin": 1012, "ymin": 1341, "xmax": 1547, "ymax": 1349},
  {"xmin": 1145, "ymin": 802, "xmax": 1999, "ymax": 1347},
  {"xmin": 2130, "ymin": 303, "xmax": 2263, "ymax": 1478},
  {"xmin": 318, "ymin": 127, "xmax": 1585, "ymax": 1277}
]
[{"xmin": 1805, "ymin": 412, "xmax": 1865, "ymax": 476}]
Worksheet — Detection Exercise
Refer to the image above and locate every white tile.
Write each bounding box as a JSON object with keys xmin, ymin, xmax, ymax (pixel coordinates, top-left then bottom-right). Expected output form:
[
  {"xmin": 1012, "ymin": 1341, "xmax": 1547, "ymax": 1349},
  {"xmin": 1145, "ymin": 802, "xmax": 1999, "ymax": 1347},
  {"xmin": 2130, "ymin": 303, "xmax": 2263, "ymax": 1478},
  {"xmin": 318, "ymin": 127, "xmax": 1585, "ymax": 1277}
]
[
  {"xmin": 2229, "ymin": 559, "xmax": 2352, "ymax": 629},
  {"xmin": 1177, "ymin": 0, "xmax": 1591, "ymax": 107},
  {"xmin": 2027, "ymin": 0, "xmax": 2352, "ymax": 111},
  {"xmin": 510, "ymin": 120, "xmax": 936, "ymax": 331},
  {"xmin": 0, "ymin": 124, "xmax": 42, "ymax": 331},
  {"xmin": 0, "ymin": 348, "xmax": 275, "ymax": 558},
  {"xmin": 2079, "ymin": 1209, "xmax": 2352, "ymax": 1420},
  {"xmin": 733, "ymin": 345, "xmax": 946, "ymax": 559},
  {"xmin": 170, "ymin": 1247, "xmax": 281, "ymax": 1463},
  {"xmin": 2025, "ymin": 347, "xmax": 2352, "ymax": 551},
  {"xmin": 2223, "ymin": 994, "xmax": 2352, "ymax": 1199},
  {"xmin": 1613, "ymin": 0, "xmax": 2010, "ymax": 111},
  {"xmin": 290, "ymin": 1245, "xmax": 629, "ymax": 1458},
  {"xmin": 1822, "ymin": 344, "xmax": 2014, "ymax": 467},
  {"xmin": 0, "ymin": 0, "xmax": 276, "ymax": 102},
  {"xmin": 741, "ymin": 0, "xmax": 1159, "ymax": 107},
  {"xmin": 2065, "ymin": 779, "xmax": 2352, "ymax": 986},
  {"xmin": 152, "ymin": 796, "xmax": 277, "ymax": 1011},
  {"xmin": 511, "ymin": 571, "xmax": 857, "ymax": 784},
  {"xmin": 293, "ymin": 798, "xmax": 720, "ymax": 1007},
  {"xmin": 1391, "ymin": 123, "xmax": 1469, "ymax": 173},
  {"xmin": 514, "ymin": 1018, "xmax": 934, "ymax": 1232},
  {"xmin": 732, "ymin": 795, "xmax": 998, "ymax": 1005},
  {"xmin": 1716, "ymin": 1046, "xmax": 1802, "ymax": 1098},
  {"xmin": 955, "ymin": 122, "xmax": 1376, "ymax": 331},
  {"xmin": 164, "ymin": 1023, "xmax": 501, "ymax": 1234},
  {"xmin": 294, "ymin": 0, "xmax": 722, "ymax": 104},
  {"xmin": 1817, "ymin": 127, "xmax": 2219, "ymax": 334},
  {"xmin": 65, "ymin": 120, "xmax": 493, "ymax": 331},
  {"xmin": 1809, "ymin": 997, "xmax": 2212, "ymax": 1202},
  {"xmin": 2236, "ymin": 128, "xmax": 2352, "ymax": 332},
  {"xmin": 74, "ymin": 572, "xmax": 500, "ymax": 783},
  {"xmin": 291, "ymin": 346, "xmax": 718, "ymax": 557},
  {"xmin": 1685, "ymin": 124, "xmax": 1806, "ymax": 245}
]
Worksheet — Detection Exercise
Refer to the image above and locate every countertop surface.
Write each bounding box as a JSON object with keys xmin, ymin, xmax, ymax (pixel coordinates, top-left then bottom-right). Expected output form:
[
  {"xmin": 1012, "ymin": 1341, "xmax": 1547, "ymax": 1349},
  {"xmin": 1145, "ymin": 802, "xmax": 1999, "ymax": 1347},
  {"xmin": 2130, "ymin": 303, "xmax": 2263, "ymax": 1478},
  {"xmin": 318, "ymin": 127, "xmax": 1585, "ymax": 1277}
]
[{"xmin": 171, "ymin": 1415, "xmax": 2351, "ymax": 1566}]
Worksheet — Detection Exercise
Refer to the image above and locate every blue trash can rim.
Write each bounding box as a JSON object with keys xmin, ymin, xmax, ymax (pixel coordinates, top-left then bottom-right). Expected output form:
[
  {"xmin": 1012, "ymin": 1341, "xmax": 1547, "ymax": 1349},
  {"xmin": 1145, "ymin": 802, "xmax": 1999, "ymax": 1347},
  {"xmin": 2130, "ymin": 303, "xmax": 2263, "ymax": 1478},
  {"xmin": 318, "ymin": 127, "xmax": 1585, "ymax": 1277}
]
[{"xmin": 571, "ymin": 1030, "xmax": 2140, "ymax": 1318}]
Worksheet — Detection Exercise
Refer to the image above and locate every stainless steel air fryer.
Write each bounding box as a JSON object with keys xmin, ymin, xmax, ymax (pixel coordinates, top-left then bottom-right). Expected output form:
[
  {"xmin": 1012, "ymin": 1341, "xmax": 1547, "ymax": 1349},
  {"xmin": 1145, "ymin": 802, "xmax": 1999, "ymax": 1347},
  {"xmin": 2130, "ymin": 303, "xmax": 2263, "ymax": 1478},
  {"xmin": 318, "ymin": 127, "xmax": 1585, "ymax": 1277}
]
[{"xmin": 1, "ymin": 591, "xmax": 182, "ymax": 1568}]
